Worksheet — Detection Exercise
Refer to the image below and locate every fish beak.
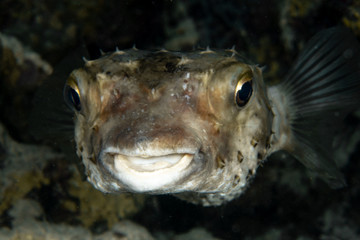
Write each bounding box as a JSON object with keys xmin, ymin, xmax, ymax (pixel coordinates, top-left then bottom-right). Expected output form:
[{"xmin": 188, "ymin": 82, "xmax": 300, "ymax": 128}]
[
  {"xmin": 114, "ymin": 154, "xmax": 193, "ymax": 172},
  {"xmin": 102, "ymin": 152, "xmax": 194, "ymax": 192}
]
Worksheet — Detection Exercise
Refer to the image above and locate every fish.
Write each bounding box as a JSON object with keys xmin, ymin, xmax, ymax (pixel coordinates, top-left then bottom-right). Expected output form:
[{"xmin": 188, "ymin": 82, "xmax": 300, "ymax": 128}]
[{"xmin": 63, "ymin": 28, "xmax": 360, "ymax": 206}]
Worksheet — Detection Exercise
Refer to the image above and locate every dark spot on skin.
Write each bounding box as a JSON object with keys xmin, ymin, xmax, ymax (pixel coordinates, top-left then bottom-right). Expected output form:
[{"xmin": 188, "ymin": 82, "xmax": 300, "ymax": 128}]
[
  {"xmin": 106, "ymin": 71, "xmax": 112, "ymax": 75},
  {"xmin": 113, "ymin": 231, "xmax": 126, "ymax": 238},
  {"xmin": 257, "ymin": 152, "xmax": 263, "ymax": 160},
  {"xmin": 266, "ymin": 131, "xmax": 274, "ymax": 149},
  {"xmin": 251, "ymin": 139, "xmax": 258, "ymax": 147},
  {"xmin": 216, "ymin": 154, "xmax": 226, "ymax": 169},
  {"xmin": 92, "ymin": 125, "xmax": 99, "ymax": 133},
  {"xmin": 165, "ymin": 62, "xmax": 177, "ymax": 73},
  {"xmin": 246, "ymin": 169, "xmax": 254, "ymax": 181},
  {"xmin": 237, "ymin": 151, "xmax": 243, "ymax": 163},
  {"xmin": 89, "ymin": 153, "xmax": 97, "ymax": 164},
  {"xmin": 233, "ymin": 175, "xmax": 241, "ymax": 187},
  {"xmin": 266, "ymin": 137, "xmax": 271, "ymax": 149},
  {"xmin": 79, "ymin": 146, "xmax": 84, "ymax": 153}
]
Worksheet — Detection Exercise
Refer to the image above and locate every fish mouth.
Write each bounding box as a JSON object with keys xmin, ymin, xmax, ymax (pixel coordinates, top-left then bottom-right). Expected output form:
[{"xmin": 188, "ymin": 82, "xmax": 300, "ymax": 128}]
[
  {"xmin": 101, "ymin": 149, "xmax": 196, "ymax": 192},
  {"xmin": 114, "ymin": 154, "xmax": 193, "ymax": 172}
]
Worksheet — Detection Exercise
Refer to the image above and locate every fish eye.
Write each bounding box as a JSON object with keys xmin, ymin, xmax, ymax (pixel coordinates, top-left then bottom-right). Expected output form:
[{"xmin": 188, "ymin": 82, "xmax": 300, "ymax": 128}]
[
  {"xmin": 64, "ymin": 78, "xmax": 81, "ymax": 111},
  {"xmin": 234, "ymin": 77, "xmax": 253, "ymax": 107}
]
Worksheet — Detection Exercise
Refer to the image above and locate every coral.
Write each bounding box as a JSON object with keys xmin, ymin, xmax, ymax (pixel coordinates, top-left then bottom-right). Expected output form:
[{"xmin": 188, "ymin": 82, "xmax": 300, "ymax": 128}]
[
  {"xmin": 248, "ymin": 36, "xmax": 282, "ymax": 84},
  {"xmin": 65, "ymin": 168, "xmax": 145, "ymax": 228},
  {"xmin": 0, "ymin": 33, "xmax": 52, "ymax": 76},
  {"xmin": 0, "ymin": 171, "xmax": 49, "ymax": 215},
  {"xmin": 0, "ymin": 199, "xmax": 154, "ymax": 240},
  {"xmin": 0, "ymin": 0, "xmax": 166, "ymax": 63},
  {"xmin": 279, "ymin": 0, "xmax": 324, "ymax": 50},
  {"xmin": 287, "ymin": 0, "xmax": 322, "ymax": 18},
  {"xmin": 343, "ymin": 5, "xmax": 360, "ymax": 36},
  {"xmin": 101, "ymin": 221, "xmax": 155, "ymax": 240},
  {"xmin": 0, "ymin": 121, "xmax": 144, "ymax": 229},
  {"xmin": 0, "ymin": 123, "xmax": 60, "ymax": 215},
  {"xmin": 1, "ymin": 199, "xmax": 219, "ymax": 240},
  {"xmin": 0, "ymin": 33, "xmax": 53, "ymax": 141},
  {"xmin": 173, "ymin": 228, "xmax": 221, "ymax": 240},
  {"xmin": 163, "ymin": 1, "xmax": 199, "ymax": 50},
  {"xmin": 320, "ymin": 203, "xmax": 360, "ymax": 240}
]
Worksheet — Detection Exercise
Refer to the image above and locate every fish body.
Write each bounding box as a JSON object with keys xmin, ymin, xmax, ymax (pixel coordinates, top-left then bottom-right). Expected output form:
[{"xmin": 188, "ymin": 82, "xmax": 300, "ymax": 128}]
[{"xmin": 64, "ymin": 28, "xmax": 360, "ymax": 206}]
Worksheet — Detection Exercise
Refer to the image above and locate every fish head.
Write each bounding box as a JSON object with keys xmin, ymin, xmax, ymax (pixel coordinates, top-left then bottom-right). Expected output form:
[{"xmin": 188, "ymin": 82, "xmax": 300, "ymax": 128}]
[{"xmin": 64, "ymin": 49, "xmax": 273, "ymax": 205}]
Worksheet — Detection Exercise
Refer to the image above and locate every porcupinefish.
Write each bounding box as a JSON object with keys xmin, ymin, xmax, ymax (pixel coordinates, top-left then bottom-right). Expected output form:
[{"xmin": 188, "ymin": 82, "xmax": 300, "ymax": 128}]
[{"xmin": 64, "ymin": 28, "xmax": 360, "ymax": 206}]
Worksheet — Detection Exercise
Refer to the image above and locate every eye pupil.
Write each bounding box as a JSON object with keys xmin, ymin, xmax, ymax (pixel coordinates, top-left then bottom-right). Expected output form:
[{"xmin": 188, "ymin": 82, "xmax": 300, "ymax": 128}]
[
  {"xmin": 64, "ymin": 85, "xmax": 81, "ymax": 111},
  {"xmin": 70, "ymin": 88, "xmax": 81, "ymax": 109},
  {"xmin": 235, "ymin": 81, "xmax": 253, "ymax": 107}
]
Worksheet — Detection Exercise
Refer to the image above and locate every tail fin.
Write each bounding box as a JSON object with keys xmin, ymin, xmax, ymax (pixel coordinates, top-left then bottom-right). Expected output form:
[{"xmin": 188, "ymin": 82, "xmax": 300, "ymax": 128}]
[{"xmin": 280, "ymin": 27, "xmax": 360, "ymax": 188}]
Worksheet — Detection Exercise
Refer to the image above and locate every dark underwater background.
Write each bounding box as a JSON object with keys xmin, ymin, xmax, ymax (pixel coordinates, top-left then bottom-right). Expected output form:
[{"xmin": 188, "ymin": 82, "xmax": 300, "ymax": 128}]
[{"xmin": 1, "ymin": 0, "xmax": 360, "ymax": 239}]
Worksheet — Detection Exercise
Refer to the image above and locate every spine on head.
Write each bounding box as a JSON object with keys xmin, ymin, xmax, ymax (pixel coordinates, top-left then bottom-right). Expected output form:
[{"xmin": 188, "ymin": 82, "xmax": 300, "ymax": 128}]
[{"xmin": 274, "ymin": 27, "xmax": 360, "ymax": 187}]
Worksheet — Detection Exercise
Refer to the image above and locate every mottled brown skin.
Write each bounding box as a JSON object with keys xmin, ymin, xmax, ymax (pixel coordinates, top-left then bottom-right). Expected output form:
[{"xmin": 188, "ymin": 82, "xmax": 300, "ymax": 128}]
[{"xmin": 67, "ymin": 48, "xmax": 275, "ymax": 206}]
